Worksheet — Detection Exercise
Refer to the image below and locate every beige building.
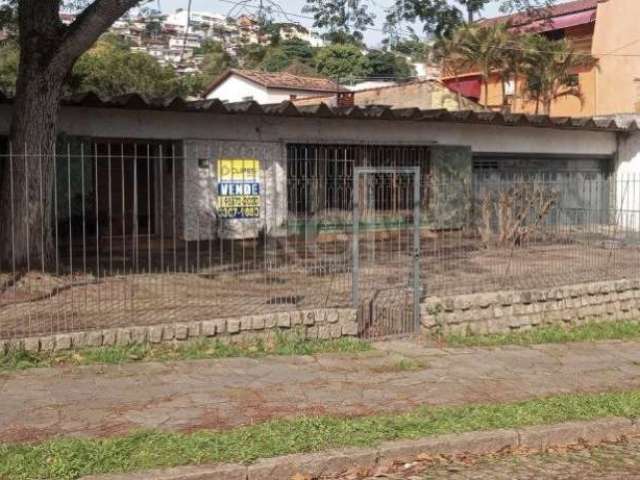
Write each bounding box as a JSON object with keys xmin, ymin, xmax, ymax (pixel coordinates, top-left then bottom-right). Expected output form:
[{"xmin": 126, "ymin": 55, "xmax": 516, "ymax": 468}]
[
  {"xmin": 443, "ymin": 0, "xmax": 640, "ymax": 116},
  {"xmin": 293, "ymin": 79, "xmax": 482, "ymax": 111}
]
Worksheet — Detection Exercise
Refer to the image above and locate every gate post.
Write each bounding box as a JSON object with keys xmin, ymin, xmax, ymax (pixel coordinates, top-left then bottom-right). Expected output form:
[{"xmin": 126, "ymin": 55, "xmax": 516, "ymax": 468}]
[
  {"xmin": 352, "ymin": 170, "xmax": 360, "ymax": 308},
  {"xmin": 412, "ymin": 166, "xmax": 422, "ymax": 330}
]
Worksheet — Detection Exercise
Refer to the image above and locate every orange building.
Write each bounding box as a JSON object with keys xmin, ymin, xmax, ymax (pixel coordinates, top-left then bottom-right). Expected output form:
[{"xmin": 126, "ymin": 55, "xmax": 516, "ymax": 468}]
[{"xmin": 442, "ymin": 0, "xmax": 640, "ymax": 116}]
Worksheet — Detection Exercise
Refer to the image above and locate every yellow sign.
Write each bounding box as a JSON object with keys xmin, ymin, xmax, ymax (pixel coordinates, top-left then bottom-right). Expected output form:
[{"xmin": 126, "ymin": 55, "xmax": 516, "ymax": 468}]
[
  {"xmin": 217, "ymin": 159, "xmax": 260, "ymax": 182},
  {"xmin": 217, "ymin": 158, "xmax": 261, "ymax": 219}
]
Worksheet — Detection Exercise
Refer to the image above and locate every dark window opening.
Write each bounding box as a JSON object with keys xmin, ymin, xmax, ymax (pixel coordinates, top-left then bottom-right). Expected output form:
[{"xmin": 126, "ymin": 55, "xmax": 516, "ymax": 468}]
[{"xmin": 286, "ymin": 144, "xmax": 431, "ymax": 218}]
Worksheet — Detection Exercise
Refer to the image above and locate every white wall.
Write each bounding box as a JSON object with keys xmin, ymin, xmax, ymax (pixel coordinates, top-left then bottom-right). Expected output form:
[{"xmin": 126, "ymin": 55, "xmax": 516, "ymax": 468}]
[
  {"xmin": 615, "ymin": 132, "xmax": 640, "ymax": 229},
  {"xmin": 206, "ymin": 74, "xmax": 337, "ymax": 104},
  {"xmin": 206, "ymin": 75, "xmax": 272, "ymax": 103}
]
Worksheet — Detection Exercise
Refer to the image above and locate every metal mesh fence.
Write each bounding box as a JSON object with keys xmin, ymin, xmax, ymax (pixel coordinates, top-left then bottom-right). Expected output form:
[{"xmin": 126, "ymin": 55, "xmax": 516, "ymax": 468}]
[{"xmin": 0, "ymin": 141, "xmax": 639, "ymax": 340}]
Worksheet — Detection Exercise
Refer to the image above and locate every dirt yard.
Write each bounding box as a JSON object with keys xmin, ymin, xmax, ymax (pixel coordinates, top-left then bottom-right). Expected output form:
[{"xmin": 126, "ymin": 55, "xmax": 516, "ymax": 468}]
[{"xmin": 1, "ymin": 232, "xmax": 639, "ymax": 340}]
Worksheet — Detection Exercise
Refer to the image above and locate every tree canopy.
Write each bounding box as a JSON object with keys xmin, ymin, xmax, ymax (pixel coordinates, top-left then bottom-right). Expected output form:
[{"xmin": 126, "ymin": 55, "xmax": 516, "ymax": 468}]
[
  {"xmin": 303, "ymin": 0, "xmax": 375, "ymax": 43},
  {"xmin": 385, "ymin": 0, "xmax": 557, "ymax": 39},
  {"xmin": 315, "ymin": 43, "xmax": 371, "ymax": 81}
]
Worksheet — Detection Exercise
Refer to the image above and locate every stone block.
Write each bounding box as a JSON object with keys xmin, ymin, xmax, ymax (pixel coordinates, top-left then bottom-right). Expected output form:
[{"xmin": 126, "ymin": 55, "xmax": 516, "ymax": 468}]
[
  {"xmin": 23, "ymin": 337, "xmax": 40, "ymax": 353},
  {"xmin": 163, "ymin": 325, "xmax": 175, "ymax": 341},
  {"xmin": 329, "ymin": 324, "xmax": 343, "ymax": 338},
  {"xmin": 54, "ymin": 334, "xmax": 73, "ymax": 351},
  {"xmin": 201, "ymin": 321, "xmax": 217, "ymax": 337},
  {"xmin": 342, "ymin": 321, "xmax": 359, "ymax": 336},
  {"xmin": 128, "ymin": 327, "xmax": 147, "ymax": 344},
  {"xmin": 499, "ymin": 293, "xmax": 514, "ymax": 306},
  {"xmin": 318, "ymin": 325, "xmax": 332, "ymax": 340},
  {"xmin": 149, "ymin": 326, "xmax": 164, "ymax": 344},
  {"xmin": 102, "ymin": 329, "xmax": 117, "ymax": 346},
  {"xmin": 421, "ymin": 313, "xmax": 437, "ymax": 328},
  {"xmin": 175, "ymin": 324, "xmax": 189, "ymax": 341},
  {"xmin": 423, "ymin": 298, "xmax": 443, "ymax": 316},
  {"xmin": 276, "ymin": 313, "xmax": 291, "ymax": 328},
  {"xmin": 213, "ymin": 319, "xmax": 226, "ymax": 335},
  {"xmin": 240, "ymin": 317, "xmax": 252, "ymax": 331},
  {"xmin": 303, "ymin": 311, "xmax": 316, "ymax": 326},
  {"xmin": 599, "ymin": 282, "xmax": 613, "ymax": 294},
  {"xmin": 306, "ymin": 326, "xmax": 319, "ymax": 339},
  {"xmin": 264, "ymin": 315, "xmax": 277, "ymax": 329},
  {"xmin": 116, "ymin": 329, "xmax": 131, "ymax": 346},
  {"xmin": 39, "ymin": 336, "xmax": 55, "ymax": 352},
  {"xmin": 252, "ymin": 316, "xmax": 266, "ymax": 330},
  {"xmin": 71, "ymin": 332, "xmax": 88, "ymax": 348},
  {"xmin": 291, "ymin": 311, "xmax": 303, "ymax": 326},
  {"xmin": 326, "ymin": 310, "xmax": 340, "ymax": 324},
  {"xmin": 454, "ymin": 296, "xmax": 472, "ymax": 311},
  {"xmin": 442, "ymin": 298, "xmax": 455, "ymax": 312},
  {"xmin": 86, "ymin": 331, "xmax": 104, "ymax": 348},
  {"xmin": 227, "ymin": 319, "xmax": 241, "ymax": 334},
  {"xmin": 188, "ymin": 322, "xmax": 202, "ymax": 338}
]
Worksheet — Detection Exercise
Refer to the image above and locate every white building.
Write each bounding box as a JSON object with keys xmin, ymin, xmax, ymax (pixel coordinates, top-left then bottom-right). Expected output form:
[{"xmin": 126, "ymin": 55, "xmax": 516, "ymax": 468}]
[
  {"xmin": 277, "ymin": 23, "xmax": 325, "ymax": 47},
  {"xmin": 204, "ymin": 69, "xmax": 343, "ymax": 104}
]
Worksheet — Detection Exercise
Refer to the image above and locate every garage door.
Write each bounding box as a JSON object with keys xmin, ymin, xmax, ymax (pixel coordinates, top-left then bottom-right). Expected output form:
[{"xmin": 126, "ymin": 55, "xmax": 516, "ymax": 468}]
[{"xmin": 473, "ymin": 153, "xmax": 613, "ymax": 225}]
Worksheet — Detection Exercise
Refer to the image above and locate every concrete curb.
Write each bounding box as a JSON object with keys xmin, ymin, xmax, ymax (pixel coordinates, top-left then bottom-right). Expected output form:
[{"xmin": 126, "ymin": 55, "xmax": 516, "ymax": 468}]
[{"xmin": 81, "ymin": 416, "xmax": 640, "ymax": 480}]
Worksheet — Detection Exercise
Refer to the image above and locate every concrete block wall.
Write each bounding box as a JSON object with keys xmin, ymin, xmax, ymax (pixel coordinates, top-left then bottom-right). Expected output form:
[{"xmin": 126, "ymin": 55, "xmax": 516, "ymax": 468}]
[
  {"xmin": 182, "ymin": 139, "xmax": 287, "ymax": 241},
  {"xmin": 1, "ymin": 308, "xmax": 360, "ymax": 354},
  {"xmin": 421, "ymin": 279, "xmax": 640, "ymax": 336}
]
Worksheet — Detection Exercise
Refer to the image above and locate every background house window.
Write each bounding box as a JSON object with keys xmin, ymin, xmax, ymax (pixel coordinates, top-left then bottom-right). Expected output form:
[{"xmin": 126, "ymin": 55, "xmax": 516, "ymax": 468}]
[
  {"xmin": 503, "ymin": 78, "xmax": 516, "ymax": 96},
  {"xmin": 566, "ymin": 74, "xmax": 580, "ymax": 87}
]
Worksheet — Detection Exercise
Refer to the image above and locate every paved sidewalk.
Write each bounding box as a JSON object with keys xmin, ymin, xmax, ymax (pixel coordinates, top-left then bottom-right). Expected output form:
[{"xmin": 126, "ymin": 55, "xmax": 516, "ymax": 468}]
[{"xmin": 3, "ymin": 340, "xmax": 640, "ymax": 443}]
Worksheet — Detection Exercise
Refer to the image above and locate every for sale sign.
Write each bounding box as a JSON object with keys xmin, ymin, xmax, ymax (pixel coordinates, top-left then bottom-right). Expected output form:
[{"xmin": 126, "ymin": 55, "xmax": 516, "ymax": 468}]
[{"xmin": 216, "ymin": 159, "xmax": 261, "ymax": 219}]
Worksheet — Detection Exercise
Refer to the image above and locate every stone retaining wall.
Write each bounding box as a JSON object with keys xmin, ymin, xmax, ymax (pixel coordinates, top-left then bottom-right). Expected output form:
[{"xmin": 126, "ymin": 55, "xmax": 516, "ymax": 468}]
[
  {"xmin": 421, "ymin": 279, "xmax": 640, "ymax": 336},
  {"xmin": 1, "ymin": 308, "xmax": 359, "ymax": 354}
]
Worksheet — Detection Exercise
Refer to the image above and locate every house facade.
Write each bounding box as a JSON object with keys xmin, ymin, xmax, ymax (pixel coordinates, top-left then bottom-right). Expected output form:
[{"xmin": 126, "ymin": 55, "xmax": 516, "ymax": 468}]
[
  {"xmin": 204, "ymin": 69, "xmax": 343, "ymax": 104},
  {"xmin": 0, "ymin": 95, "xmax": 637, "ymax": 243},
  {"xmin": 442, "ymin": 0, "xmax": 640, "ymax": 116},
  {"xmin": 3, "ymin": 96, "xmax": 640, "ymax": 341}
]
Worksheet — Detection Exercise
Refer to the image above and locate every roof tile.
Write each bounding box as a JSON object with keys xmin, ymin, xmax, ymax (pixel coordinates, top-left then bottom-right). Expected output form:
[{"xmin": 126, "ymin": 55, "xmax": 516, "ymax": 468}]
[{"xmin": 204, "ymin": 69, "xmax": 343, "ymax": 97}]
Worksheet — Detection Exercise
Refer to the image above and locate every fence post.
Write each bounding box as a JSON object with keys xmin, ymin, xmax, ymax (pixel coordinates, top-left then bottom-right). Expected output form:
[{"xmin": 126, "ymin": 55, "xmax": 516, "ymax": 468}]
[
  {"xmin": 352, "ymin": 170, "xmax": 360, "ymax": 308},
  {"xmin": 412, "ymin": 167, "xmax": 421, "ymax": 331}
]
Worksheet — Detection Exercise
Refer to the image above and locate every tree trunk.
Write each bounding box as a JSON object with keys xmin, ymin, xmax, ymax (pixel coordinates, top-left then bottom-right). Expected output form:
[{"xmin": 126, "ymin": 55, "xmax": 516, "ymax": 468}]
[
  {"xmin": 0, "ymin": 1, "xmax": 67, "ymax": 271},
  {"xmin": 484, "ymin": 78, "xmax": 489, "ymax": 110},
  {"xmin": 0, "ymin": 62, "xmax": 66, "ymax": 271},
  {"xmin": 512, "ymin": 72, "xmax": 519, "ymax": 113},
  {"xmin": 0, "ymin": 0, "xmax": 140, "ymax": 271}
]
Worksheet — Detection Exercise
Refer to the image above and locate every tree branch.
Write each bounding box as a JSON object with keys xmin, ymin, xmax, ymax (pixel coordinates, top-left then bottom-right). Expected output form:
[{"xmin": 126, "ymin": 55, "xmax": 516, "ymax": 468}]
[{"xmin": 53, "ymin": 0, "xmax": 143, "ymax": 71}]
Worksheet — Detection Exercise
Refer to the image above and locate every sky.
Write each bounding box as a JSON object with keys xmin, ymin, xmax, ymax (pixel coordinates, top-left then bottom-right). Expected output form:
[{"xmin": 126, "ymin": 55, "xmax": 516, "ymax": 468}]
[{"xmin": 156, "ymin": 0, "xmax": 509, "ymax": 46}]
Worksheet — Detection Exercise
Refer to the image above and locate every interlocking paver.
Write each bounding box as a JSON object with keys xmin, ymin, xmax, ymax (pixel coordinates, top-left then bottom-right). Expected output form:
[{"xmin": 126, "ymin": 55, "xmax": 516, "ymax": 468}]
[{"xmin": 2, "ymin": 340, "xmax": 640, "ymax": 443}]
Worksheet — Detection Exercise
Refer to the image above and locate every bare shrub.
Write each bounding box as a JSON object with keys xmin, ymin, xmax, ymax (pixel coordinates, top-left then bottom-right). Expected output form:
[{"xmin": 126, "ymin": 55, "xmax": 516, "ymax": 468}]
[{"xmin": 478, "ymin": 182, "xmax": 559, "ymax": 248}]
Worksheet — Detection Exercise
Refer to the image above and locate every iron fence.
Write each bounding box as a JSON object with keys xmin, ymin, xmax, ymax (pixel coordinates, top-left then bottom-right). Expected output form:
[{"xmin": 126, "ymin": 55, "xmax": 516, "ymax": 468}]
[{"xmin": 0, "ymin": 141, "xmax": 640, "ymax": 340}]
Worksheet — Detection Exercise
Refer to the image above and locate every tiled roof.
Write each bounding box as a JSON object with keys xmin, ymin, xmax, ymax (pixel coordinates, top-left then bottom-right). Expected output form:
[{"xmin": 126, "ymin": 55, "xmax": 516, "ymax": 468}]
[
  {"xmin": 479, "ymin": 0, "xmax": 597, "ymax": 28},
  {"xmin": 0, "ymin": 90, "xmax": 626, "ymax": 132},
  {"xmin": 203, "ymin": 69, "xmax": 344, "ymax": 97}
]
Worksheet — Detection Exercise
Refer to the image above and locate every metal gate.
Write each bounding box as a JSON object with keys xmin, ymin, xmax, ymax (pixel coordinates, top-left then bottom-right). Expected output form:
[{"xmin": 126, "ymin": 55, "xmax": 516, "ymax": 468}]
[{"xmin": 352, "ymin": 167, "xmax": 421, "ymax": 339}]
